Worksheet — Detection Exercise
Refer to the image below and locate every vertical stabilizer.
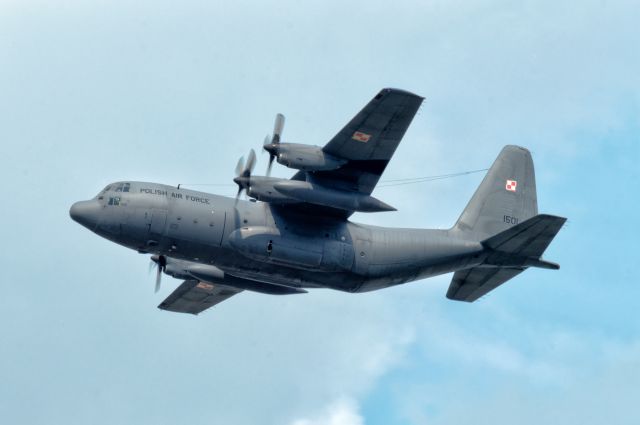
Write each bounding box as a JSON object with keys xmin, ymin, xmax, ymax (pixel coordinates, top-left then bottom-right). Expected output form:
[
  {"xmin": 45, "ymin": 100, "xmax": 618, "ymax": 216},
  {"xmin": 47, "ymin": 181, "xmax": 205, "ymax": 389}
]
[{"xmin": 453, "ymin": 145, "xmax": 538, "ymax": 240}]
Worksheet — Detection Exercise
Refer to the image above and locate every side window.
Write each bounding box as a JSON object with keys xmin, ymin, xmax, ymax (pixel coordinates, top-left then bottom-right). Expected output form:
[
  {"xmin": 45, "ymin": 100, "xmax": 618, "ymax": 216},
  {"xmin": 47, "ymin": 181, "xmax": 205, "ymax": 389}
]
[{"xmin": 108, "ymin": 197, "xmax": 121, "ymax": 206}]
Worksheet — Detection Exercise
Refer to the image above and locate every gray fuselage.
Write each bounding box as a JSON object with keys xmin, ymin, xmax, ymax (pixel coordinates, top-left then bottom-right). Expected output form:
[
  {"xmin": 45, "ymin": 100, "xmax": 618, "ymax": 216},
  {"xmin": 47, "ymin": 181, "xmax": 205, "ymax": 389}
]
[{"xmin": 71, "ymin": 181, "xmax": 484, "ymax": 293}]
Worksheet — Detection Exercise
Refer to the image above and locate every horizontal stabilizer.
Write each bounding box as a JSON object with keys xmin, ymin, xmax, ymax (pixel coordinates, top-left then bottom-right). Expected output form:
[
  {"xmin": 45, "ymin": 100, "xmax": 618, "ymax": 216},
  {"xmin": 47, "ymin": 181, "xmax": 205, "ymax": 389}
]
[
  {"xmin": 482, "ymin": 214, "xmax": 566, "ymax": 264},
  {"xmin": 447, "ymin": 214, "xmax": 566, "ymax": 302},
  {"xmin": 447, "ymin": 267, "xmax": 524, "ymax": 302}
]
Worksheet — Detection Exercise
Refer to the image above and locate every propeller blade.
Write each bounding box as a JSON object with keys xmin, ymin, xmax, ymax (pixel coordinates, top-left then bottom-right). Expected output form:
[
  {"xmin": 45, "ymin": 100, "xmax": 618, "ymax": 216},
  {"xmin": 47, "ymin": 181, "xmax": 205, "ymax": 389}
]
[
  {"xmin": 235, "ymin": 156, "xmax": 245, "ymax": 177},
  {"xmin": 150, "ymin": 254, "xmax": 166, "ymax": 293},
  {"xmin": 155, "ymin": 266, "xmax": 162, "ymax": 293},
  {"xmin": 263, "ymin": 114, "xmax": 285, "ymax": 174},
  {"xmin": 272, "ymin": 113, "xmax": 285, "ymax": 144},
  {"xmin": 266, "ymin": 154, "xmax": 275, "ymax": 176},
  {"xmin": 234, "ymin": 184, "xmax": 242, "ymax": 205},
  {"xmin": 245, "ymin": 149, "xmax": 256, "ymax": 175}
]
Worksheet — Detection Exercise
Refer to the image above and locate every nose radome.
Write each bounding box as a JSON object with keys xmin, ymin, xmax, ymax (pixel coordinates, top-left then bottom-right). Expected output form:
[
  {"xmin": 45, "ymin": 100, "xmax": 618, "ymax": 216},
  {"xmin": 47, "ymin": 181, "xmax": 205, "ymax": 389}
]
[{"xmin": 69, "ymin": 200, "xmax": 100, "ymax": 230}]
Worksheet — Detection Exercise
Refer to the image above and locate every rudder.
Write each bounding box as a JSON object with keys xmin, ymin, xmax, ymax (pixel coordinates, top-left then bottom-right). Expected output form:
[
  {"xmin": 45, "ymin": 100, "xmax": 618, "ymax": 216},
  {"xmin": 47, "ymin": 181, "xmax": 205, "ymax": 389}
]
[{"xmin": 453, "ymin": 145, "xmax": 538, "ymax": 240}]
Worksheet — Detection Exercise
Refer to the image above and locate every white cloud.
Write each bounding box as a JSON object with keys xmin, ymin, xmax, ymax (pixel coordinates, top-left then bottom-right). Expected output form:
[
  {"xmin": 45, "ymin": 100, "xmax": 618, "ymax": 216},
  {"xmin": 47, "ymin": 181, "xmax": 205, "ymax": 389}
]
[
  {"xmin": 425, "ymin": 338, "xmax": 640, "ymax": 425},
  {"xmin": 375, "ymin": 287, "xmax": 640, "ymax": 425},
  {"xmin": 291, "ymin": 398, "xmax": 364, "ymax": 425}
]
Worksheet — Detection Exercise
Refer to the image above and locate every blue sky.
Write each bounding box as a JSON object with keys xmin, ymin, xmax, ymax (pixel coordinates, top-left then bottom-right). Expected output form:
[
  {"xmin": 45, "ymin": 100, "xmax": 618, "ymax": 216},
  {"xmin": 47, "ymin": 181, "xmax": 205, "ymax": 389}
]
[{"xmin": 1, "ymin": 1, "xmax": 638, "ymax": 424}]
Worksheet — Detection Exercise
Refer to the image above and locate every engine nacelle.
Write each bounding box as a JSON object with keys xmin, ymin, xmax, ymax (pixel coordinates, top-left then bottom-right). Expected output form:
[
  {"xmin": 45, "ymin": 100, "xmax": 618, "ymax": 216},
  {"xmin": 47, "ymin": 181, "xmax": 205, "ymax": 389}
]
[
  {"xmin": 275, "ymin": 143, "xmax": 346, "ymax": 171},
  {"xmin": 273, "ymin": 180, "xmax": 396, "ymax": 212},
  {"xmin": 162, "ymin": 257, "xmax": 195, "ymax": 280},
  {"xmin": 228, "ymin": 226, "xmax": 354, "ymax": 272},
  {"xmin": 159, "ymin": 256, "xmax": 306, "ymax": 294},
  {"xmin": 243, "ymin": 176, "xmax": 299, "ymax": 204}
]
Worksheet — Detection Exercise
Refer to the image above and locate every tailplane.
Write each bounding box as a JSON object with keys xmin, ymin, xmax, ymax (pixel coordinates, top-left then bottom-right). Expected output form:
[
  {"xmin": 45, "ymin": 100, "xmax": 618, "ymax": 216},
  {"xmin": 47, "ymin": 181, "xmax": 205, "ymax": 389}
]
[{"xmin": 447, "ymin": 214, "xmax": 566, "ymax": 302}]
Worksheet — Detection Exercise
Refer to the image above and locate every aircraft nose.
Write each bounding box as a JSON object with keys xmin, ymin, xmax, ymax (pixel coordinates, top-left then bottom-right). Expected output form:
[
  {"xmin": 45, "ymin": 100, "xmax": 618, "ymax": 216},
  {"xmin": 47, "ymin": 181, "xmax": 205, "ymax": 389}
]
[{"xmin": 69, "ymin": 200, "xmax": 101, "ymax": 230}]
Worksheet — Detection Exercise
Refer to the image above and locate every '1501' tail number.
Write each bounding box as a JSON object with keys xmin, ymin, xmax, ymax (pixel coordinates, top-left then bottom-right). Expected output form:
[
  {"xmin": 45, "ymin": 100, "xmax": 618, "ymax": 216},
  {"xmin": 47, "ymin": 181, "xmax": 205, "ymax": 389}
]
[{"xmin": 503, "ymin": 215, "xmax": 519, "ymax": 225}]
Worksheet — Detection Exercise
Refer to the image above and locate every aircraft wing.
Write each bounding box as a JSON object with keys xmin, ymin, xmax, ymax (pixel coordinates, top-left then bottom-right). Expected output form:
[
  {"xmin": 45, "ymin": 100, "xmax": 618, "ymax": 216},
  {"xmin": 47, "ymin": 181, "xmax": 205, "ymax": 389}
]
[
  {"xmin": 158, "ymin": 280, "xmax": 242, "ymax": 315},
  {"xmin": 292, "ymin": 88, "xmax": 423, "ymax": 196},
  {"xmin": 283, "ymin": 88, "xmax": 423, "ymax": 217}
]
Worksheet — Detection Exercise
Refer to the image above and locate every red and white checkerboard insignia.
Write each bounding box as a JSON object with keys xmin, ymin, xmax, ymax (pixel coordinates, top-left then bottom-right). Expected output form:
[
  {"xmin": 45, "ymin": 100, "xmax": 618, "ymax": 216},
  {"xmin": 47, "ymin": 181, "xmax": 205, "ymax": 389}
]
[
  {"xmin": 352, "ymin": 131, "xmax": 371, "ymax": 143},
  {"xmin": 196, "ymin": 282, "xmax": 214, "ymax": 291},
  {"xmin": 505, "ymin": 180, "xmax": 518, "ymax": 192}
]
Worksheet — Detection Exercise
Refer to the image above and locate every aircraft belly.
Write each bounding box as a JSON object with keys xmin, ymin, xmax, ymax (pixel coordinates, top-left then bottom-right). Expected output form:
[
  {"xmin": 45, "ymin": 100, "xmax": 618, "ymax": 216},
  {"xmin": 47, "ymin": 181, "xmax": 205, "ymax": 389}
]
[
  {"xmin": 350, "ymin": 228, "xmax": 484, "ymax": 292},
  {"xmin": 207, "ymin": 250, "xmax": 361, "ymax": 291}
]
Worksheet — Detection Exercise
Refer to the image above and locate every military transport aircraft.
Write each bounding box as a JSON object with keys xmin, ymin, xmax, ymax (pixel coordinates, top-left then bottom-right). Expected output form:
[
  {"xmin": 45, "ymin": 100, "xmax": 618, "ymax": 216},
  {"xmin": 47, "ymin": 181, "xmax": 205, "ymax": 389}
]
[{"xmin": 70, "ymin": 88, "xmax": 565, "ymax": 315}]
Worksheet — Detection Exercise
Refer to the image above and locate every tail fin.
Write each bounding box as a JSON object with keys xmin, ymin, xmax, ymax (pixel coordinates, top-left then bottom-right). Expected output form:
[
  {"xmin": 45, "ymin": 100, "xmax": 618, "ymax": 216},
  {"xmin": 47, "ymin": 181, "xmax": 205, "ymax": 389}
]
[
  {"xmin": 453, "ymin": 145, "xmax": 538, "ymax": 241},
  {"xmin": 446, "ymin": 214, "xmax": 566, "ymax": 302}
]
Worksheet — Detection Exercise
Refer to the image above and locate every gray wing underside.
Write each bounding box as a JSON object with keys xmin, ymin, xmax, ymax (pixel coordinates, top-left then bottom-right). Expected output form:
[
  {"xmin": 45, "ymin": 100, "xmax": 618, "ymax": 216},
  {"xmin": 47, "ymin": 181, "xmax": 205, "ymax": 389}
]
[
  {"xmin": 304, "ymin": 88, "xmax": 422, "ymax": 195},
  {"xmin": 323, "ymin": 88, "xmax": 424, "ymax": 166},
  {"xmin": 285, "ymin": 88, "xmax": 423, "ymax": 218},
  {"xmin": 158, "ymin": 280, "xmax": 242, "ymax": 315}
]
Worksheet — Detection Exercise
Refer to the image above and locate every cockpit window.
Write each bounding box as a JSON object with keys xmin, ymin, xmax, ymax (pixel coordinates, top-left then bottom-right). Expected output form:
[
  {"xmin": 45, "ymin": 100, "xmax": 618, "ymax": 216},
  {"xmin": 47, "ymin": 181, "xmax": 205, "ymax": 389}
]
[
  {"xmin": 96, "ymin": 185, "xmax": 112, "ymax": 200},
  {"xmin": 115, "ymin": 183, "xmax": 130, "ymax": 192},
  {"xmin": 108, "ymin": 197, "xmax": 121, "ymax": 206}
]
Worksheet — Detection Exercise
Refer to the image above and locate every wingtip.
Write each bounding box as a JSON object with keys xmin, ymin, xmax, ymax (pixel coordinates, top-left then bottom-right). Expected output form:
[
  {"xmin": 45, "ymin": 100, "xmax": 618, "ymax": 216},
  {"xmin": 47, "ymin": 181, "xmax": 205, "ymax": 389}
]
[{"xmin": 378, "ymin": 87, "xmax": 425, "ymax": 100}]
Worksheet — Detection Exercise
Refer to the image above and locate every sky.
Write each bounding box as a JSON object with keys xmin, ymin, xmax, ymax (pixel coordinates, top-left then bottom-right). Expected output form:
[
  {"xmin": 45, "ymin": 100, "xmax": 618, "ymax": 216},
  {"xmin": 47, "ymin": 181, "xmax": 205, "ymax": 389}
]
[{"xmin": 1, "ymin": 0, "xmax": 639, "ymax": 424}]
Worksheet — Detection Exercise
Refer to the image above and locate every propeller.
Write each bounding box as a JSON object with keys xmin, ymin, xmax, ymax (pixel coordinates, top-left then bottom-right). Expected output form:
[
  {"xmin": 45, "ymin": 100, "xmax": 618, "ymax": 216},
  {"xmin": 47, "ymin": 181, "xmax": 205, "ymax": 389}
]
[
  {"xmin": 150, "ymin": 254, "xmax": 167, "ymax": 293},
  {"xmin": 262, "ymin": 113, "xmax": 285, "ymax": 176},
  {"xmin": 233, "ymin": 148, "xmax": 257, "ymax": 204}
]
